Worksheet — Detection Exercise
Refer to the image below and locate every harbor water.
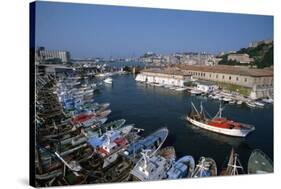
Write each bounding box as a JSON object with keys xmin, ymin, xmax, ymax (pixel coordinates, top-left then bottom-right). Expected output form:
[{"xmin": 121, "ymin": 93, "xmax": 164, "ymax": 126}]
[{"xmin": 95, "ymin": 74, "xmax": 273, "ymax": 171}]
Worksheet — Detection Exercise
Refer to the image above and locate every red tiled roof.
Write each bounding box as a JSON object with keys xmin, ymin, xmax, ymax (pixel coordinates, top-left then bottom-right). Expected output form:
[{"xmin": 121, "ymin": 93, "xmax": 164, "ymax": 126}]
[{"xmin": 176, "ymin": 64, "xmax": 273, "ymax": 77}]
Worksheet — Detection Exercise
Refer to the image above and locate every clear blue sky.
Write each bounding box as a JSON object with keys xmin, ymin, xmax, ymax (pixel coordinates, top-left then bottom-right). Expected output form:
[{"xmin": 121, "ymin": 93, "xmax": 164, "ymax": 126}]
[{"xmin": 35, "ymin": 1, "xmax": 273, "ymax": 58}]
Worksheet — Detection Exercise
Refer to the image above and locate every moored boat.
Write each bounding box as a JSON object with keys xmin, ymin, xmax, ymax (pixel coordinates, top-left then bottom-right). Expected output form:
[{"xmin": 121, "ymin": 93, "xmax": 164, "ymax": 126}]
[
  {"xmin": 130, "ymin": 149, "xmax": 172, "ymax": 181},
  {"xmin": 88, "ymin": 125, "xmax": 134, "ymax": 157},
  {"xmin": 167, "ymin": 155, "xmax": 195, "ymax": 179},
  {"xmin": 262, "ymin": 98, "xmax": 273, "ymax": 104},
  {"xmin": 123, "ymin": 127, "xmax": 169, "ymax": 159},
  {"xmin": 248, "ymin": 149, "xmax": 273, "ymax": 174},
  {"xmin": 104, "ymin": 77, "xmax": 113, "ymax": 84},
  {"xmin": 236, "ymin": 100, "xmax": 243, "ymax": 105},
  {"xmin": 190, "ymin": 89, "xmax": 202, "ymax": 95},
  {"xmin": 254, "ymin": 101, "xmax": 265, "ymax": 108},
  {"xmin": 220, "ymin": 148, "xmax": 244, "ymax": 175},
  {"xmin": 246, "ymin": 101, "xmax": 256, "ymax": 108},
  {"xmin": 191, "ymin": 157, "xmax": 217, "ymax": 177}
]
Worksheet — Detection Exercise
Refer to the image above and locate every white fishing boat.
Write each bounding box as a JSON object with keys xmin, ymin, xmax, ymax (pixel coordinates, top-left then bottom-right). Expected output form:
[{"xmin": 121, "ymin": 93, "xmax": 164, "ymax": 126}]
[
  {"xmin": 175, "ymin": 87, "xmax": 188, "ymax": 91},
  {"xmin": 212, "ymin": 94, "xmax": 221, "ymax": 100},
  {"xmin": 96, "ymin": 73, "xmax": 106, "ymax": 77},
  {"xmin": 246, "ymin": 101, "xmax": 256, "ymax": 108},
  {"xmin": 104, "ymin": 77, "xmax": 113, "ymax": 84},
  {"xmin": 229, "ymin": 100, "xmax": 236, "ymax": 105},
  {"xmin": 88, "ymin": 125, "xmax": 134, "ymax": 157},
  {"xmin": 236, "ymin": 100, "xmax": 243, "ymax": 105},
  {"xmin": 190, "ymin": 89, "xmax": 202, "ymax": 95},
  {"xmin": 186, "ymin": 102, "xmax": 255, "ymax": 137},
  {"xmin": 130, "ymin": 149, "xmax": 171, "ymax": 181},
  {"xmin": 222, "ymin": 97, "xmax": 232, "ymax": 103},
  {"xmin": 254, "ymin": 101, "xmax": 265, "ymax": 108},
  {"xmin": 262, "ymin": 98, "xmax": 273, "ymax": 104}
]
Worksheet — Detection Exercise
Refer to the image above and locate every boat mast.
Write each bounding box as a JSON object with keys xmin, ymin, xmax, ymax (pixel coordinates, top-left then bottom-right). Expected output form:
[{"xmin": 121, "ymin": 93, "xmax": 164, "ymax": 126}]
[
  {"xmin": 141, "ymin": 149, "xmax": 151, "ymax": 172},
  {"xmin": 214, "ymin": 103, "xmax": 223, "ymax": 119},
  {"xmin": 219, "ymin": 103, "xmax": 222, "ymax": 118},
  {"xmin": 200, "ymin": 101, "xmax": 203, "ymax": 115},
  {"xmin": 191, "ymin": 102, "xmax": 200, "ymax": 117}
]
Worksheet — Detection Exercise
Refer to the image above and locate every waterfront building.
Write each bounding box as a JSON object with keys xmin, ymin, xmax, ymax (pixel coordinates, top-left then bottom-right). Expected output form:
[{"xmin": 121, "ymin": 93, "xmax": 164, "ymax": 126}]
[
  {"xmin": 35, "ymin": 47, "xmax": 71, "ymax": 64},
  {"xmin": 135, "ymin": 67, "xmax": 191, "ymax": 87},
  {"xmin": 177, "ymin": 64, "xmax": 273, "ymax": 99}
]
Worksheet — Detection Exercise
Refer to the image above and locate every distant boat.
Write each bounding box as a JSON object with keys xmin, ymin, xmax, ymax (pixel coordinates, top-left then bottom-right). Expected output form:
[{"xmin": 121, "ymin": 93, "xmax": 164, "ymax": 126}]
[
  {"xmin": 104, "ymin": 77, "xmax": 113, "ymax": 84},
  {"xmin": 186, "ymin": 102, "xmax": 255, "ymax": 137},
  {"xmin": 229, "ymin": 100, "xmax": 236, "ymax": 105},
  {"xmin": 236, "ymin": 100, "xmax": 243, "ymax": 105},
  {"xmin": 191, "ymin": 157, "xmax": 217, "ymax": 177},
  {"xmin": 175, "ymin": 87, "xmax": 188, "ymax": 91},
  {"xmin": 246, "ymin": 101, "xmax": 256, "ymax": 108},
  {"xmin": 254, "ymin": 101, "xmax": 265, "ymax": 108},
  {"xmin": 248, "ymin": 149, "xmax": 273, "ymax": 174},
  {"xmin": 222, "ymin": 97, "xmax": 232, "ymax": 103},
  {"xmin": 190, "ymin": 89, "xmax": 202, "ymax": 95},
  {"xmin": 220, "ymin": 148, "xmax": 244, "ymax": 176},
  {"xmin": 262, "ymin": 98, "xmax": 273, "ymax": 104}
]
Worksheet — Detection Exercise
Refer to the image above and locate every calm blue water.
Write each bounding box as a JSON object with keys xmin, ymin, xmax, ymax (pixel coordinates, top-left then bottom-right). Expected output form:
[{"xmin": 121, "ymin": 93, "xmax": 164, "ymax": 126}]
[{"xmin": 95, "ymin": 74, "xmax": 273, "ymax": 172}]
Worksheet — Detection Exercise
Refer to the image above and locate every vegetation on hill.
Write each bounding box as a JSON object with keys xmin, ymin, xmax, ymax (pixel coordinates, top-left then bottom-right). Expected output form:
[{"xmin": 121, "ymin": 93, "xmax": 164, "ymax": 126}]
[{"xmin": 217, "ymin": 41, "xmax": 273, "ymax": 68}]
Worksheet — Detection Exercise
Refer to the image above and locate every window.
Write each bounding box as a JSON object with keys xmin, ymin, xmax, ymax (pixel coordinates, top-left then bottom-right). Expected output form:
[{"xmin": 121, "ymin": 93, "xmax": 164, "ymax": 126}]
[
  {"xmin": 222, "ymin": 75, "xmax": 225, "ymax": 79},
  {"xmin": 216, "ymin": 74, "xmax": 218, "ymax": 79},
  {"xmin": 236, "ymin": 77, "xmax": 239, "ymax": 81},
  {"xmin": 229, "ymin": 76, "xmax": 231, "ymax": 80},
  {"xmin": 244, "ymin": 78, "xmax": 247, "ymax": 82},
  {"xmin": 209, "ymin": 74, "xmax": 211, "ymax": 78}
]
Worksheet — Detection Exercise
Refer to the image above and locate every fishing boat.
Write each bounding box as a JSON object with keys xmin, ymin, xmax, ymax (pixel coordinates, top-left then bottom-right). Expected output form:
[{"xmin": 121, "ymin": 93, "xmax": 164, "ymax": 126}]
[
  {"xmin": 130, "ymin": 149, "xmax": 172, "ymax": 181},
  {"xmin": 246, "ymin": 101, "xmax": 256, "ymax": 108},
  {"xmin": 190, "ymin": 89, "xmax": 202, "ymax": 95},
  {"xmin": 88, "ymin": 125, "xmax": 134, "ymax": 157},
  {"xmin": 167, "ymin": 155, "xmax": 195, "ymax": 179},
  {"xmin": 236, "ymin": 100, "xmax": 243, "ymax": 105},
  {"xmin": 157, "ymin": 146, "xmax": 176, "ymax": 161},
  {"xmin": 175, "ymin": 87, "xmax": 188, "ymax": 92},
  {"xmin": 72, "ymin": 110, "xmax": 111, "ymax": 127},
  {"xmin": 254, "ymin": 101, "xmax": 265, "ymax": 108},
  {"xmin": 222, "ymin": 97, "xmax": 232, "ymax": 103},
  {"xmin": 104, "ymin": 77, "xmax": 113, "ymax": 84},
  {"xmin": 123, "ymin": 127, "xmax": 169, "ymax": 159},
  {"xmin": 220, "ymin": 148, "xmax": 244, "ymax": 175},
  {"xmin": 228, "ymin": 100, "xmax": 236, "ymax": 105},
  {"xmin": 248, "ymin": 149, "xmax": 273, "ymax": 174},
  {"xmin": 191, "ymin": 157, "xmax": 217, "ymax": 177},
  {"xmin": 262, "ymin": 98, "xmax": 273, "ymax": 104},
  {"xmin": 186, "ymin": 102, "xmax": 255, "ymax": 137}
]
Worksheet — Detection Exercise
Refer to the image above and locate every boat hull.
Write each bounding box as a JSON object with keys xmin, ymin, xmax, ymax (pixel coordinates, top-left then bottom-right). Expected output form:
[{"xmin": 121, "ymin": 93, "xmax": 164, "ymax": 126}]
[{"xmin": 186, "ymin": 116, "xmax": 253, "ymax": 137}]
